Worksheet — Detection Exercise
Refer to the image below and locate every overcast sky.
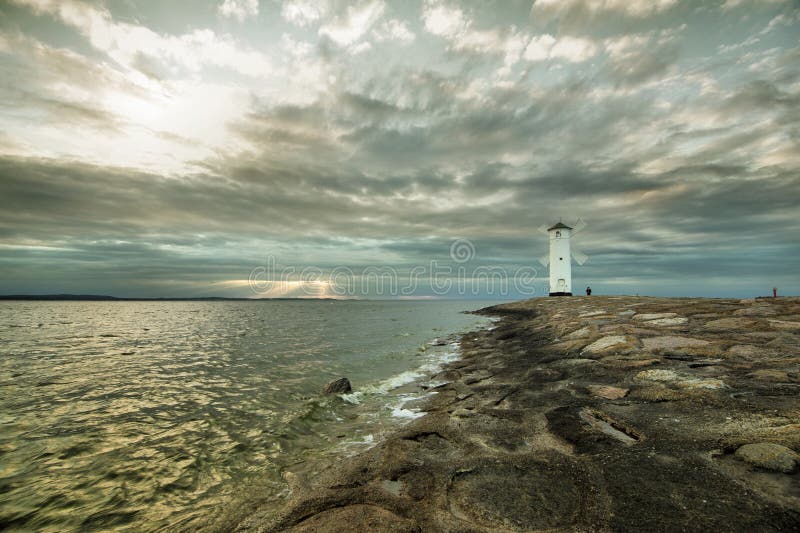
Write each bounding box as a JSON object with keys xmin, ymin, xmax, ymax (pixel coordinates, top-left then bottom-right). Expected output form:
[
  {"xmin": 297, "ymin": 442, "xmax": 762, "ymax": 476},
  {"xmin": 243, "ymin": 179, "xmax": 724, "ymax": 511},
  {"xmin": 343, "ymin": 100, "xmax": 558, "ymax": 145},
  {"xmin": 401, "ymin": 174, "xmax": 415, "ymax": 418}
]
[{"xmin": 0, "ymin": 0, "xmax": 798, "ymax": 299}]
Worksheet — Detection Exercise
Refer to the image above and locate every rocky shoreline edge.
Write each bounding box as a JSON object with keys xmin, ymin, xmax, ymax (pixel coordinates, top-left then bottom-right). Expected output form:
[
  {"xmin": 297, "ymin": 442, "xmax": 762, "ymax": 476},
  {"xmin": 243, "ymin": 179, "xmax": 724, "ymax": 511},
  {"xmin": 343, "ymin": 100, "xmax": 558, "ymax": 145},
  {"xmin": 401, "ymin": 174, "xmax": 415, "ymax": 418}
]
[{"xmin": 231, "ymin": 296, "xmax": 800, "ymax": 532}]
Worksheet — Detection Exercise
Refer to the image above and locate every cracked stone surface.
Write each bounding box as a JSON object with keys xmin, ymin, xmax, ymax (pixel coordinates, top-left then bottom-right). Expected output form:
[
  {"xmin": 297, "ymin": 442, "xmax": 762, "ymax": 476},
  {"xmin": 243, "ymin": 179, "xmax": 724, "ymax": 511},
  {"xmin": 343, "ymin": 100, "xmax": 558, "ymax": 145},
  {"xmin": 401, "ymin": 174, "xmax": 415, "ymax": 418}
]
[{"xmin": 232, "ymin": 296, "xmax": 800, "ymax": 532}]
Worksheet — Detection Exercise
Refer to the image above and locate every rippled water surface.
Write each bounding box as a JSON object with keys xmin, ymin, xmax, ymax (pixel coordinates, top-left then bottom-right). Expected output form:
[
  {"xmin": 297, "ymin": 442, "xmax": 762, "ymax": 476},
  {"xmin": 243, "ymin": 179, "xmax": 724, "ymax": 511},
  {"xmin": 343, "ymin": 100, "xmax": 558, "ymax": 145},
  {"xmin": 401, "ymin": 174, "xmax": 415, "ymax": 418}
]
[{"xmin": 0, "ymin": 300, "xmax": 494, "ymax": 531}]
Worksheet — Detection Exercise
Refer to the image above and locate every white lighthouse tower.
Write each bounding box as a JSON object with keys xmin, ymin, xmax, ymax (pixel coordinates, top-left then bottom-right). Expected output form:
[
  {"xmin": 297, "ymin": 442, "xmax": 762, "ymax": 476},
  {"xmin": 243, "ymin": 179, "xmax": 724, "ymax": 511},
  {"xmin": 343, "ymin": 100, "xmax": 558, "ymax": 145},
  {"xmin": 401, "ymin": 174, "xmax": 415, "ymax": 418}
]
[{"xmin": 548, "ymin": 221, "xmax": 573, "ymax": 296}]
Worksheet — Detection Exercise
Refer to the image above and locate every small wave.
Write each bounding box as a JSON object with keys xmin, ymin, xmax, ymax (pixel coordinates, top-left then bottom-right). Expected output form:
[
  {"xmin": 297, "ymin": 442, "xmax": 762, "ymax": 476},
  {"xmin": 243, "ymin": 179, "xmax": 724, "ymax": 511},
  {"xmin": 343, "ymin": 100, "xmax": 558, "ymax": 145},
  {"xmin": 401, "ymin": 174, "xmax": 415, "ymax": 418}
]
[
  {"xmin": 340, "ymin": 348, "xmax": 460, "ymax": 407},
  {"xmin": 337, "ymin": 433, "xmax": 377, "ymax": 455},
  {"xmin": 391, "ymin": 406, "xmax": 425, "ymax": 419}
]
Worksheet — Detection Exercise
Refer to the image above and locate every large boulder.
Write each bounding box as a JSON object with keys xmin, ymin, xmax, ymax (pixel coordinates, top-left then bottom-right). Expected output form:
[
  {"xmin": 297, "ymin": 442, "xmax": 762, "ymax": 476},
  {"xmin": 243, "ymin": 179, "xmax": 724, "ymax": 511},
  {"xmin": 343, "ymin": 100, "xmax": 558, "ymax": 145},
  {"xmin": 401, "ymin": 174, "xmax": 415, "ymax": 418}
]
[
  {"xmin": 323, "ymin": 377, "xmax": 352, "ymax": 394},
  {"xmin": 735, "ymin": 443, "xmax": 799, "ymax": 473}
]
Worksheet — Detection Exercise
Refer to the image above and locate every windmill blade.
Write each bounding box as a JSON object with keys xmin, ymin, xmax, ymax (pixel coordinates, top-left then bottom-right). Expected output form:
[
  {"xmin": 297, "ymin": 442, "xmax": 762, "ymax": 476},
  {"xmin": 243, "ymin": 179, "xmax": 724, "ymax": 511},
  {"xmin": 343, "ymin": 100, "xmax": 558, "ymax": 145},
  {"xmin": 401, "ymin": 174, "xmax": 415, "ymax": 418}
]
[
  {"xmin": 572, "ymin": 248, "xmax": 589, "ymax": 265},
  {"xmin": 538, "ymin": 252, "xmax": 549, "ymax": 267},
  {"xmin": 571, "ymin": 217, "xmax": 587, "ymax": 234}
]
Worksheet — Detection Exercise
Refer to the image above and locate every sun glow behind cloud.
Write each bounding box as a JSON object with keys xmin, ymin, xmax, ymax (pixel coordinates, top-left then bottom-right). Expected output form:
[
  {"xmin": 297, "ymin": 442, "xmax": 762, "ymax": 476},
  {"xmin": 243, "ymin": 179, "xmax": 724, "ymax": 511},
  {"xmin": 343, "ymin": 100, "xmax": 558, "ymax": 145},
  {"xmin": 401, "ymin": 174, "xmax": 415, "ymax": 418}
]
[{"xmin": 216, "ymin": 279, "xmax": 340, "ymax": 299}]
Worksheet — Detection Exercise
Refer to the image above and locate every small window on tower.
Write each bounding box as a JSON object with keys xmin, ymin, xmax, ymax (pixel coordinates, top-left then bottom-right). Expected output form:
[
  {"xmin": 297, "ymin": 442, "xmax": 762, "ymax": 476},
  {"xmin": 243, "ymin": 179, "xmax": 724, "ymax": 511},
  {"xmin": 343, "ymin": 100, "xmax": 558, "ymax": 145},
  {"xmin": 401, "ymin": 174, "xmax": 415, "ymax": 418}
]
[
  {"xmin": 555, "ymin": 231, "xmax": 561, "ymax": 238},
  {"xmin": 560, "ymin": 257, "xmax": 563, "ymax": 260}
]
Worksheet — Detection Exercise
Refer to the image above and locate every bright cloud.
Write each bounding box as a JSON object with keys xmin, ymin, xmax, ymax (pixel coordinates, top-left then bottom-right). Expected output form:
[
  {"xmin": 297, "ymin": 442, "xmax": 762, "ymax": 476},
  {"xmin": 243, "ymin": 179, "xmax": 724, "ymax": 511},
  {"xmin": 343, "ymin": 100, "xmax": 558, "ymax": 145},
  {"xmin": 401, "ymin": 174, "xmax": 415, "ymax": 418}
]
[
  {"xmin": 422, "ymin": 2, "xmax": 529, "ymax": 70},
  {"xmin": 319, "ymin": 1, "xmax": 386, "ymax": 47},
  {"xmin": 523, "ymin": 34, "xmax": 598, "ymax": 63},
  {"xmin": 533, "ymin": 0, "xmax": 679, "ymax": 18},
  {"xmin": 422, "ymin": 1, "xmax": 468, "ymax": 38},
  {"xmin": 424, "ymin": 2, "xmax": 599, "ymax": 66},
  {"xmin": 281, "ymin": 0, "xmax": 327, "ymax": 27},
  {"xmin": 372, "ymin": 19, "xmax": 415, "ymax": 44},
  {"xmin": 13, "ymin": 0, "xmax": 272, "ymax": 78},
  {"xmin": 218, "ymin": 0, "xmax": 259, "ymax": 22}
]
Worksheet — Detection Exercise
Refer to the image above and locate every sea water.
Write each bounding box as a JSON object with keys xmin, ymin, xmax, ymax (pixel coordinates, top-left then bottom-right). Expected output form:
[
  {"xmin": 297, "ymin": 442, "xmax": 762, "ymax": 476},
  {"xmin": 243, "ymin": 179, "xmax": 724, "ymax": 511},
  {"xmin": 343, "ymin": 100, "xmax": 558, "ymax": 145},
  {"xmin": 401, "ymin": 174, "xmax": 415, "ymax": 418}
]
[{"xmin": 0, "ymin": 300, "xmax": 496, "ymax": 531}]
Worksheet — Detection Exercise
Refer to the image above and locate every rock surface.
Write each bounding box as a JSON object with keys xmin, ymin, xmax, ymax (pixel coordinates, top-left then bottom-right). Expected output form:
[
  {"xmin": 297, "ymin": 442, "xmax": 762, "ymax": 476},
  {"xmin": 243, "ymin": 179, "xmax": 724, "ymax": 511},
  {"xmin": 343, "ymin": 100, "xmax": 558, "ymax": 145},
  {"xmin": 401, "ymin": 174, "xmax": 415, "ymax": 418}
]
[
  {"xmin": 580, "ymin": 335, "xmax": 628, "ymax": 354},
  {"xmin": 232, "ymin": 296, "xmax": 800, "ymax": 532},
  {"xmin": 735, "ymin": 443, "xmax": 799, "ymax": 473},
  {"xmin": 642, "ymin": 335, "xmax": 710, "ymax": 350},
  {"xmin": 322, "ymin": 377, "xmax": 352, "ymax": 394},
  {"xmin": 586, "ymin": 384, "xmax": 629, "ymax": 400}
]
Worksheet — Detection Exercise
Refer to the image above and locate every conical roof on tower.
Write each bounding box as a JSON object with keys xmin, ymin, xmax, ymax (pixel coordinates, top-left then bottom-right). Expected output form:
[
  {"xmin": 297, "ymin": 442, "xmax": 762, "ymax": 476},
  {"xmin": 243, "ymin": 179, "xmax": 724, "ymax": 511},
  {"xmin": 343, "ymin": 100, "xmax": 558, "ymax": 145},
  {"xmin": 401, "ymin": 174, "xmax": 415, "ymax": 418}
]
[{"xmin": 547, "ymin": 221, "xmax": 573, "ymax": 231}]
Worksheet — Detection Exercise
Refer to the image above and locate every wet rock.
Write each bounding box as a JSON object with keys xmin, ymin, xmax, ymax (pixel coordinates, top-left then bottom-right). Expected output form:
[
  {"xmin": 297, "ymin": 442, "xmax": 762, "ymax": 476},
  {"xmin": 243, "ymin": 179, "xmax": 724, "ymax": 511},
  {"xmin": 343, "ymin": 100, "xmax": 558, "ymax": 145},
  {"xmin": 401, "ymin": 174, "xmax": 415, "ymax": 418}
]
[
  {"xmin": 586, "ymin": 385, "xmax": 629, "ymax": 400},
  {"xmin": 286, "ymin": 504, "xmax": 418, "ymax": 532},
  {"xmin": 323, "ymin": 377, "xmax": 352, "ymax": 394},
  {"xmin": 446, "ymin": 456, "xmax": 600, "ymax": 530},
  {"xmin": 735, "ymin": 443, "xmax": 799, "ymax": 474}
]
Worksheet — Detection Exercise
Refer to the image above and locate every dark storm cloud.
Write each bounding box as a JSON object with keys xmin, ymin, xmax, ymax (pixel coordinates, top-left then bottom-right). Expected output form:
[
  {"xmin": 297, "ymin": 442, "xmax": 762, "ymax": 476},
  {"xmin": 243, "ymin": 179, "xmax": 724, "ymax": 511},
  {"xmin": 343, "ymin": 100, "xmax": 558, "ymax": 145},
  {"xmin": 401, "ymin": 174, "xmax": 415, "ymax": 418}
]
[{"xmin": 720, "ymin": 79, "xmax": 800, "ymax": 116}]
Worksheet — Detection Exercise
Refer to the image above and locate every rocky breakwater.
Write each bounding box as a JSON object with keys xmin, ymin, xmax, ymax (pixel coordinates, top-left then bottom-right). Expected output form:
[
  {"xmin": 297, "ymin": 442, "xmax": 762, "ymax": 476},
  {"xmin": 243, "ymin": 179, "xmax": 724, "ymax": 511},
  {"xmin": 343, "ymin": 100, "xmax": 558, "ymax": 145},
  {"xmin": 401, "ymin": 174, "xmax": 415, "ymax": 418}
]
[{"xmin": 234, "ymin": 296, "xmax": 800, "ymax": 532}]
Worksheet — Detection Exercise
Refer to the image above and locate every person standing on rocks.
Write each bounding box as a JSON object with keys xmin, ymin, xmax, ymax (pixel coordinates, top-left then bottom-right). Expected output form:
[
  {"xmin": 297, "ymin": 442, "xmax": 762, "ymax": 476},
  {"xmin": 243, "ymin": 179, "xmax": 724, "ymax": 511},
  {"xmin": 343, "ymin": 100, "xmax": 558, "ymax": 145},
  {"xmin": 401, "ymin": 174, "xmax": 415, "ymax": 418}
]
[{"xmin": 586, "ymin": 286, "xmax": 592, "ymax": 296}]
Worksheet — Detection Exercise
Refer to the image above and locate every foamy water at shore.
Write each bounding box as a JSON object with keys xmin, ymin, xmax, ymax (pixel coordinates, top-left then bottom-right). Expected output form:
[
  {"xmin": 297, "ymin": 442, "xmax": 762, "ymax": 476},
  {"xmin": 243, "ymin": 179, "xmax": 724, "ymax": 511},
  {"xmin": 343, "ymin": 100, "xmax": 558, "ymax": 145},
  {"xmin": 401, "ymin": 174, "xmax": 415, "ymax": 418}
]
[{"xmin": 0, "ymin": 300, "xmax": 497, "ymax": 531}]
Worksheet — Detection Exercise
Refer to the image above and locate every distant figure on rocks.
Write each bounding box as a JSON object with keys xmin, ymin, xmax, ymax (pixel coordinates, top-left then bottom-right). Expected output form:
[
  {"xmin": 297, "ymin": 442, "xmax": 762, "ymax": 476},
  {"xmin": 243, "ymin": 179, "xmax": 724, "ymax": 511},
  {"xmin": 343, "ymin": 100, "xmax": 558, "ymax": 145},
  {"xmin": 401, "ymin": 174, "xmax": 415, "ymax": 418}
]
[
  {"xmin": 586, "ymin": 286, "xmax": 592, "ymax": 296},
  {"xmin": 773, "ymin": 287, "xmax": 778, "ymax": 298}
]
